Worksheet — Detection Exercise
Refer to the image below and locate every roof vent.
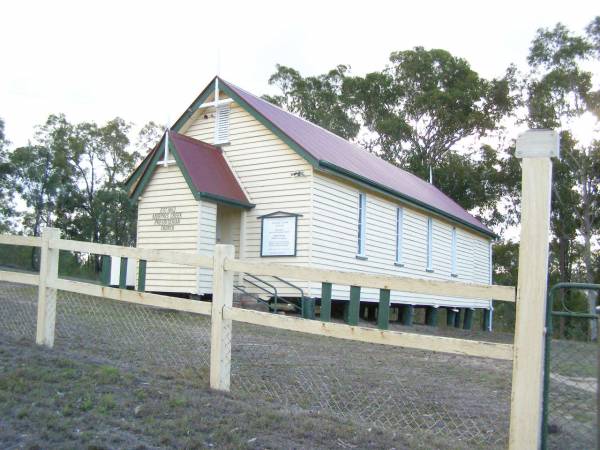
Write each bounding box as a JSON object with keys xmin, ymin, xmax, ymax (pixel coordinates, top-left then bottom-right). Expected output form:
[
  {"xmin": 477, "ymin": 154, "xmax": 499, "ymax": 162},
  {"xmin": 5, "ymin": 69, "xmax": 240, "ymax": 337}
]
[{"xmin": 214, "ymin": 104, "xmax": 230, "ymax": 145}]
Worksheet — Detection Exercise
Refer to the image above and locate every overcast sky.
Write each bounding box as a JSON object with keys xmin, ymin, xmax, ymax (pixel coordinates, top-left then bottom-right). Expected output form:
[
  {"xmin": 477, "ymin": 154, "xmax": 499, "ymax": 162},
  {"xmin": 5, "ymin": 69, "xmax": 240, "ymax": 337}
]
[{"xmin": 1, "ymin": 0, "xmax": 597, "ymax": 148}]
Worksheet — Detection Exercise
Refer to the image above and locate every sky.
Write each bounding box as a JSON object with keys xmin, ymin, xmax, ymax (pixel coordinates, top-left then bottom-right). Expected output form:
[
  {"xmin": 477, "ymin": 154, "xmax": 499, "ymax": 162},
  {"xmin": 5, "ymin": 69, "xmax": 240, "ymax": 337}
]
[{"xmin": 0, "ymin": 0, "xmax": 598, "ymax": 148}]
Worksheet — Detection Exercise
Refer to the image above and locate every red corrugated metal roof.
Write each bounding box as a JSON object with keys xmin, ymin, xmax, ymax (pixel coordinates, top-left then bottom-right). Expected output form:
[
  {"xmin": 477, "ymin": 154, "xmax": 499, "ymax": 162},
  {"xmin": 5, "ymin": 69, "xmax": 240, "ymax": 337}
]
[
  {"xmin": 219, "ymin": 78, "xmax": 492, "ymax": 236},
  {"xmin": 169, "ymin": 131, "xmax": 252, "ymax": 207}
]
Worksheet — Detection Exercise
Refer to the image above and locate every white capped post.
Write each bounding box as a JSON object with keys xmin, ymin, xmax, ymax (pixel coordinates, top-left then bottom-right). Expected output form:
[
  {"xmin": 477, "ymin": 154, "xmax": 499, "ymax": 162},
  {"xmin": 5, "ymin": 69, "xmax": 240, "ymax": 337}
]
[
  {"xmin": 163, "ymin": 129, "xmax": 169, "ymax": 167},
  {"xmin": 210, "ymin": 243, "xmax": 235, "ymax": 391},
  {"xmin": 36, "ymin": 227, "xmax": 60, "ymax": 347},
  {"xmin": 213, "ymin": 78, "xmax": 220, "ymax": 145},
  {"xmin": 509, "ymin": 129, "xmax": 559, "ymax": 449}
]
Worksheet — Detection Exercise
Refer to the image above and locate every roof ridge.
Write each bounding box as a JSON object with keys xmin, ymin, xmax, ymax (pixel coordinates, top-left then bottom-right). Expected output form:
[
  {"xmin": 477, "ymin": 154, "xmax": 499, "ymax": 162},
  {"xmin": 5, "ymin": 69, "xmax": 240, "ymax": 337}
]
[{"xmin": 220, "ymin": 78, "xmax": 459, "ymax": 203}]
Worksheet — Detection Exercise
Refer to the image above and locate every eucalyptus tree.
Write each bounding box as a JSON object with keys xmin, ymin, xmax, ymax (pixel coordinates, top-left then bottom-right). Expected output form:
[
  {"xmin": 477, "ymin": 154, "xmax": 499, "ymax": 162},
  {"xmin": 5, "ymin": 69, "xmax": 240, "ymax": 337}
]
[
  {"xmin": 525, "ymin": 17, "xmax": 600, "ymax": 338},
  {"xmin": 0, "ymin": 118, "xmax": 14, "ymax": 232},
  {"xmin": 265, "ymin": 49, "xmax": 518, "ymax": 225},
  {"xmin": 344, "ymin": 48, "xmax": 517, "ymax": 174},
  {"xmin": 264, "ymin": 64, "xmax": 360, "ymax": 140}
]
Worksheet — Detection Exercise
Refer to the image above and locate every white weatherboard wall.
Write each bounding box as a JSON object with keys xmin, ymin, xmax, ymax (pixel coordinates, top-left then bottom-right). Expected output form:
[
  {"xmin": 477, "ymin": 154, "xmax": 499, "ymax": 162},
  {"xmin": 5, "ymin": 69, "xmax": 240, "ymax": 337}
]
[
  {"xmin": 182, "ymin": 96, "xmax": 314, "ymax": 297},
  {"xmin": 310, "ymin": 173, "xmax": 492, "ymax": 308},
  {"xmin": 197, "ymin": 199, "xmax": 217, "ymax": 295},
  {"xmin": 136, "ymin": 164, "xmax": 199, "ymax": 293}
]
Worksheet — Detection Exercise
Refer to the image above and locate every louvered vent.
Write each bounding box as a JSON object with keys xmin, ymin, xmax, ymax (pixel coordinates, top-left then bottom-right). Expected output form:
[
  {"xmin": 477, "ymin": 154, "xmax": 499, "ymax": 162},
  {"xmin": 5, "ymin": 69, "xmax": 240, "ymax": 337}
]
[{"xmin": 214, "ymin": 104, "xmax": 230, "ymax": 144}]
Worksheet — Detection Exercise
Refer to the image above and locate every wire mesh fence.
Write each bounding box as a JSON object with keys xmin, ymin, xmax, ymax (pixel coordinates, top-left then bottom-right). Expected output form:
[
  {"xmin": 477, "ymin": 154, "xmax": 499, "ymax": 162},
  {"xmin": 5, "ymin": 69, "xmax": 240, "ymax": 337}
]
[
  {"xmin": 230, "ymin": 318, "xmax": 513, "ymax": 449},
  {"xmin": 0, "ymin": 281, "xmax": 38, "ymax": 342},
  {"xmin": 54, "ymin": 289, "xmax": 212, "ymax": 376},
  {"xmin": 545, "ymin": 315, "xmax": 598, "ymax": 450},
  {"xmin": 1, "ymin": 279, "xmax": 515, "ymax": 448}
]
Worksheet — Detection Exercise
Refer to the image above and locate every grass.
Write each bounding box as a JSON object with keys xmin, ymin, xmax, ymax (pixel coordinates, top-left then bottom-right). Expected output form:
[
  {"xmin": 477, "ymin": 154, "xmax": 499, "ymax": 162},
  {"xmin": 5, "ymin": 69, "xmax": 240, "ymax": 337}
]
[{"xmin": 0, "ymin": 338, "xmax": 410, "ymax": 450}]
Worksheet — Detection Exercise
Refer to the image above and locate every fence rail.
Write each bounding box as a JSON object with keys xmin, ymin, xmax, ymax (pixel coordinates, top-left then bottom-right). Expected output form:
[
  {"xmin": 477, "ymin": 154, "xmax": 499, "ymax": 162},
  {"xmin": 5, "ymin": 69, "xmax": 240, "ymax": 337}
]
[{"xmin": 0, "ymin": 231, "xmax": 534, "ymax": 449}]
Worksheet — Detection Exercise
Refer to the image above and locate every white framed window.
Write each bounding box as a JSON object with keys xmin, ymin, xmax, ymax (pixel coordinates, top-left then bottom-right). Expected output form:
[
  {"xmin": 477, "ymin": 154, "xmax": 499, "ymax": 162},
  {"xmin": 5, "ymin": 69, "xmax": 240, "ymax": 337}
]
[
  {"xmin": 451, "ymin": 226, "xmax": 458, "ymax": 276},
  {"xmin": 214, "ymin": 104, "xmax": 230, "ymax": 144},
  {"xmin": 395, "ymin": 207, "xmax": 404, "ymax": 265},
  {"xmin": 357, "ymin": 193, "xmax": 366, "ymax": 257},
  {"xmin": 426, "ymin": 217, "xmax": 433, "ymax": 272},
  {"xmin": 488, "ymin": 241, "xmax": 493, "ymax": 284}
]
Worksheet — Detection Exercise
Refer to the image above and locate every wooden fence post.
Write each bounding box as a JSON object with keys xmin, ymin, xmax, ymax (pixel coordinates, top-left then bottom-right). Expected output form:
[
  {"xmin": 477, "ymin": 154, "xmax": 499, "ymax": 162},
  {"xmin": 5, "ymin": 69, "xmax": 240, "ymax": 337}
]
[
  {"xmin": 210, "ymin": 244, "xmax": 235, "ymax": 391},
  {"xmin": 36, "ymin": 227, "xmax": 60, "ymax": 347},
  {"xmin": 509, "ymin": 130, "xmax": 558, "ymax": 449}
]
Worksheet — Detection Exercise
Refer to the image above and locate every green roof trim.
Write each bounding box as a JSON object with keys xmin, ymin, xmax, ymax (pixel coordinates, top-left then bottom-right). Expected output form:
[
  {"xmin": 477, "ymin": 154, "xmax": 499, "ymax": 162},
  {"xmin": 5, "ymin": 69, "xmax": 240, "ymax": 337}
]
[
  {"xmin": 318, "ymin": 160, "xmax": 497, "ymax": 239},
  {"xmin": 171, "ymin": 76, "xmax": 216, "ymax": 133},
  {"xmin": 129, "ymin": 139, "xmax": 169, "ymax": 201},
  {"xmin": 198, "ymin": 192, "xmax": 255, "ymax": 209}
]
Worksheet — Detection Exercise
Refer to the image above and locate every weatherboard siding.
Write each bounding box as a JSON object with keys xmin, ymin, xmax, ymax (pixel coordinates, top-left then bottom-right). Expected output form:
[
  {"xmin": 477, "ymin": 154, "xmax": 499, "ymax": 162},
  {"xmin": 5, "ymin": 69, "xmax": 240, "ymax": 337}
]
[
  {"xmin": 184, "ymin": 99, "xmax": 314, "ymax": 297},
  {"xmin": 197, "ymin": 199, "xmax": 217, "ymax": 295},
  {"xmin": 136, "ymin": 164, "xmax": 199, "ymax": 293},
  {"xmin": 309, "ymin": 173, "xmax": 492, "ymax": 308}
]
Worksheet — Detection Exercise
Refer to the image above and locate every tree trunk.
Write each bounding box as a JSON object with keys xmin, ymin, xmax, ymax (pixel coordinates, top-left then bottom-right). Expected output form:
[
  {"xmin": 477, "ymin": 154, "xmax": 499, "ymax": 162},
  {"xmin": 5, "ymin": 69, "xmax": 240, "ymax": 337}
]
[
  {"xmin": 557, "ymin": 236, "xmax": 570, "ymax": 338},
  {"xmin": 581, "ymin": 172, "xmax": 598, "ymax": 341},
  {"xmin": 582, "ymin": 224, "xmax": 598, "ymax": 341}
]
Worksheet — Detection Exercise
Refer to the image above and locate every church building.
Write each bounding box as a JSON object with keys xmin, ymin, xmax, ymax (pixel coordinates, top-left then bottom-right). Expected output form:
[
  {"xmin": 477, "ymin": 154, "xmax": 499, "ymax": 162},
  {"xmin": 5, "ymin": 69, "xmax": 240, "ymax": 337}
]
[{"xmin": 125, "ymin": 76, "xmax": 495, "ymax": 324}]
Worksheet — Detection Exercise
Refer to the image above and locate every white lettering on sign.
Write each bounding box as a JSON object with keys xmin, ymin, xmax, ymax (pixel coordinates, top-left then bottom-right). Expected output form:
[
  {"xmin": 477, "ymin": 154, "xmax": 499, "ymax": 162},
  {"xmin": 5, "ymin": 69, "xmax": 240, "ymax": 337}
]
[
  {"xmin": 261, "ymin": 216, "xmax": 297, "ymax": 256},
  {"xmin": 152, "ymin": 207, "xmax": 182, "ymax": 231}
]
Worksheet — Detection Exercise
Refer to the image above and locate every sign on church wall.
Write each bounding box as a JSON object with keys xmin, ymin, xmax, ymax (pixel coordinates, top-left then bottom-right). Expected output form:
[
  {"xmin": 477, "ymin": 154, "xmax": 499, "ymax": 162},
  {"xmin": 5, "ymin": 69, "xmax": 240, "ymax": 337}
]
[
  {"xmin": 152, "ymin": 207, "xmax": 182, "ymax": 231},
  {"xmin": 260, "ymin": 212, "xmax": 300, "ymax": 257}
]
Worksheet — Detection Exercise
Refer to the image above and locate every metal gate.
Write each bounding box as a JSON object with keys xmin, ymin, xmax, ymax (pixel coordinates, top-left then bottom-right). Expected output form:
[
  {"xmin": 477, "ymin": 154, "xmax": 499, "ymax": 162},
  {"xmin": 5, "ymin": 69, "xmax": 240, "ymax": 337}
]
[{"xmin": 542, "ymin": 282, "xmax": 599, "ymax": 450}]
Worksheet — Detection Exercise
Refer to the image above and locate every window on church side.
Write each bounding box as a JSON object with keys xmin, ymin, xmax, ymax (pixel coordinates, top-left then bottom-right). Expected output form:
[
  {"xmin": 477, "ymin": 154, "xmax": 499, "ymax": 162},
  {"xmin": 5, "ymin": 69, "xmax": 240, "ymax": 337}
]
[
  {"xmin": 426, "ymin": 217, "xmax": 433, "ymax": 272},
  {"xmin": 357, "ymin": 193, "xmax": 366, "ymax": 257},
  {"xmin": 395, "ymin": 207, "xmax": 403, "ymax": 265},
  {"xmin": 451, "ymin": 226, "xmax": 458, "ymax": 277}
]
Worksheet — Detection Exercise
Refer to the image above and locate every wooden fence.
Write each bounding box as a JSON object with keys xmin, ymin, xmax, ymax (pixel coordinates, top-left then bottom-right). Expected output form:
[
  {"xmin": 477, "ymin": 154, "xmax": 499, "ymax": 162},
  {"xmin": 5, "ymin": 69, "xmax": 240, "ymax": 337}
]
[{"xmin": 0, "ymin": 130, "xmax": 557, "ymax": 449}]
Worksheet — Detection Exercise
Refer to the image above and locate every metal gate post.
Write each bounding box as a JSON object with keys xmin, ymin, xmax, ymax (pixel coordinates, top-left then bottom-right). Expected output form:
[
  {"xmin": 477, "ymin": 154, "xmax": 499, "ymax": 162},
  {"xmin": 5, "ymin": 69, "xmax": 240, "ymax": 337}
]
[{"xmin": 541, "ymin": 282, "xmax": 600, "ymax": 450}]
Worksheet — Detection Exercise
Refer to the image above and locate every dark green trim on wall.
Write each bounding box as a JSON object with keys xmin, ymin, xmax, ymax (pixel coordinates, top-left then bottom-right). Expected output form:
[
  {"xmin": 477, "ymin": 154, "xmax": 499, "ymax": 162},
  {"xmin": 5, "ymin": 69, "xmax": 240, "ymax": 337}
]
[{"xmin": 198, "ymin": 192, "xmax": 255, "ymax": 209}]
